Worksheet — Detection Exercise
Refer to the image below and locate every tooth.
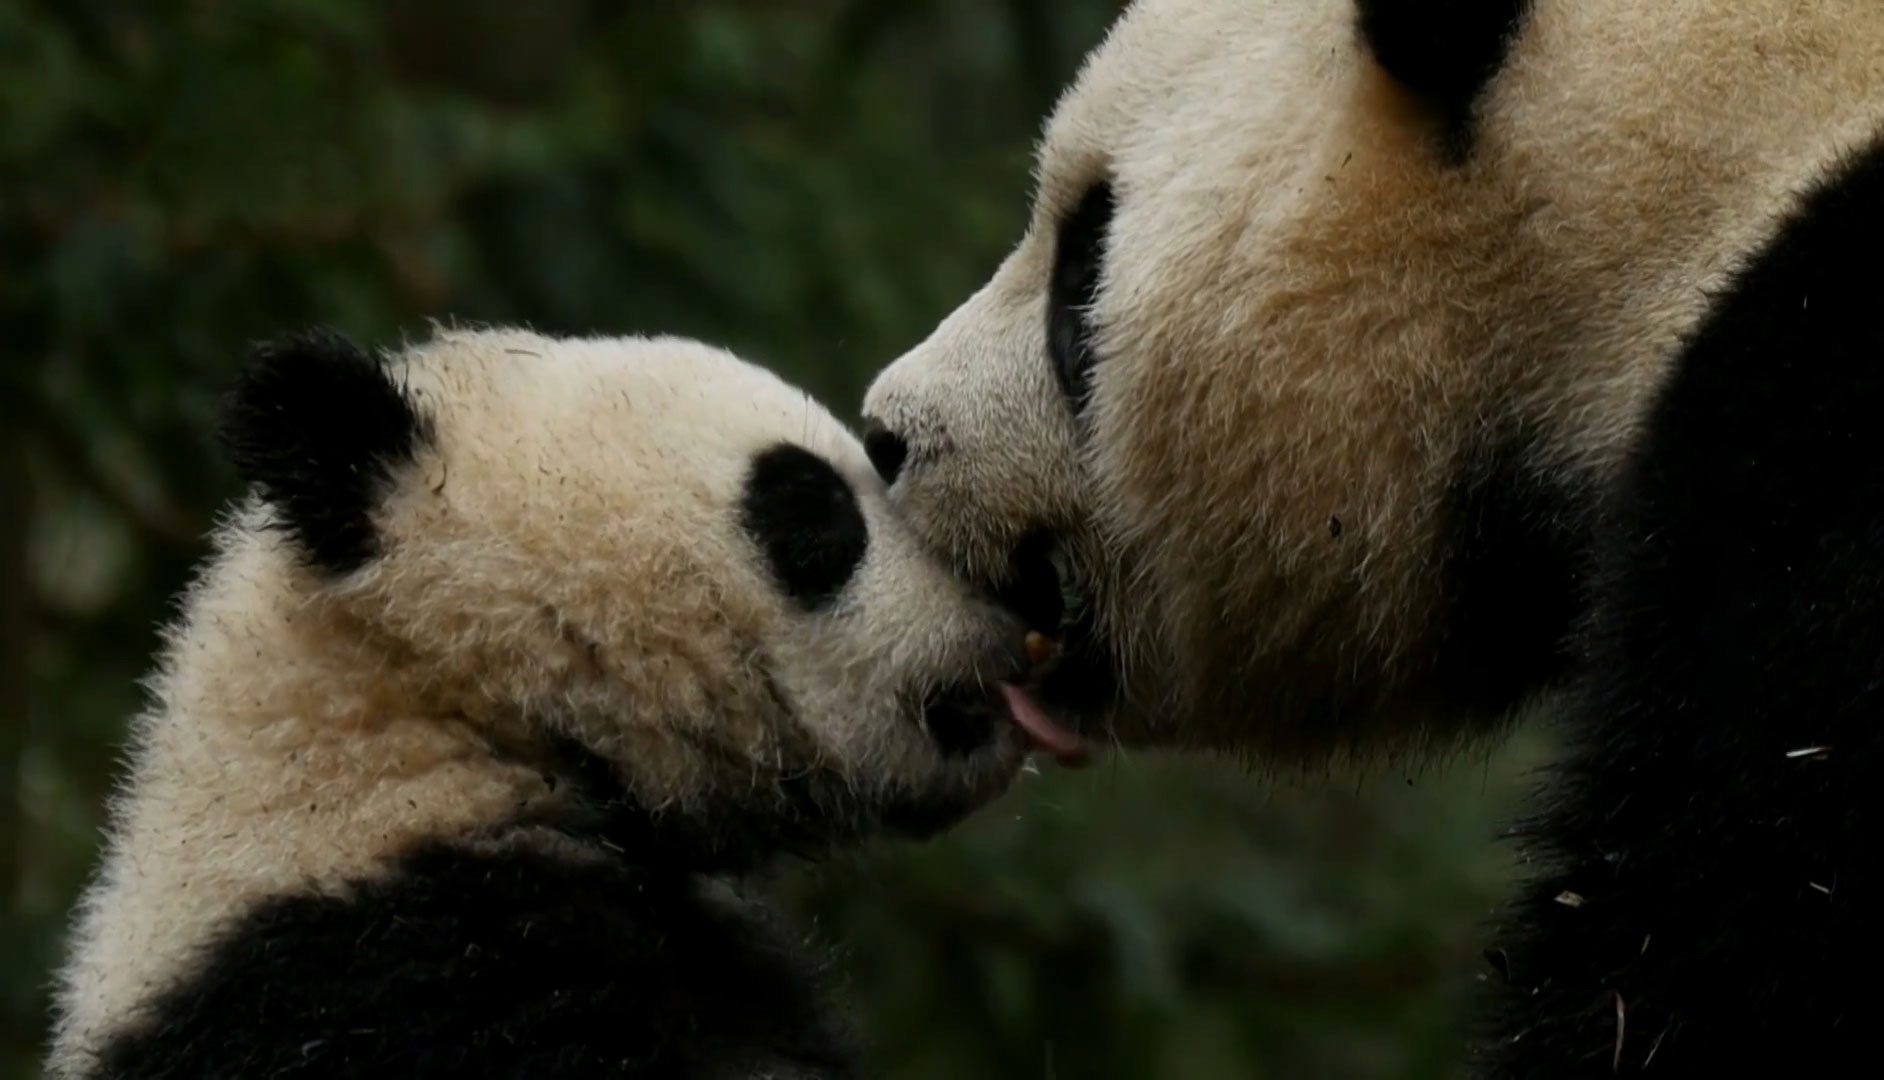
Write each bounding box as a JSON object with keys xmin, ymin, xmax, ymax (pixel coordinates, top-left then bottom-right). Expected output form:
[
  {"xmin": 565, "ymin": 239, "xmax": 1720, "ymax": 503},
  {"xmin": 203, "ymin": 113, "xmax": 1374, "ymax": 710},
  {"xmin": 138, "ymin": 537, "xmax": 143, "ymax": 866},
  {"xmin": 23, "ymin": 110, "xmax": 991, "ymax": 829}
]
[{"xmin": 1025, "ymin": 631, "xmax": 1061, "ymax": 669}]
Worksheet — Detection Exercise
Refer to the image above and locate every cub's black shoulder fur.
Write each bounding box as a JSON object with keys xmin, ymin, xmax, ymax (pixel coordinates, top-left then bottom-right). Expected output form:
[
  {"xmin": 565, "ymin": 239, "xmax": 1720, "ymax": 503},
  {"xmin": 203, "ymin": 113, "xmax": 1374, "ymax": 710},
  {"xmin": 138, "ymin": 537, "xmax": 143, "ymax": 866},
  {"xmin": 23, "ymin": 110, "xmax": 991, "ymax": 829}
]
[
  {"xmin": 1477, "ymin": 135, "xmax": 1884, "ymax": 1075},
  {"xmin": 88, "ymin": 749, "xmax": 858, "ymax": 1080}
]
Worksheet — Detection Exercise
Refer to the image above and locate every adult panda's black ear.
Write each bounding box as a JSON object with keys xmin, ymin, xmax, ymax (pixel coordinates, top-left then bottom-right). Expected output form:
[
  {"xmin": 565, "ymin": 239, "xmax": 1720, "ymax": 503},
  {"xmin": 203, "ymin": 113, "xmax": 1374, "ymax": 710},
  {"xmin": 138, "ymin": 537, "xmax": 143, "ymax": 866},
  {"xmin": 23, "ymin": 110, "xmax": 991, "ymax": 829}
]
[
  {"xmin": 1355, "ymin": 0, "xmax": 1531, "ymax": 148},
  {"xmin": 218, "ymin": 327, "xmax": 432, "ymax": 576}
]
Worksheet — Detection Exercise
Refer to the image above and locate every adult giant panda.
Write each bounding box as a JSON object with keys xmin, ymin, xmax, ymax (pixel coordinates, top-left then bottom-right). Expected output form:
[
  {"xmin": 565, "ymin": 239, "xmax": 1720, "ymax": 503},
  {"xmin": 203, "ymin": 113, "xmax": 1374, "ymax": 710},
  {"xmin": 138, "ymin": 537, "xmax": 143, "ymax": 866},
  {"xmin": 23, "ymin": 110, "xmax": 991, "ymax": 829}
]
[
  {"xmin": 49, "ymin": 326, "xmax": 1055, "ymax": 1078},
  {"xmin": 862, "ymin": 0, "xmax": 1884, "ymax": 1073}
]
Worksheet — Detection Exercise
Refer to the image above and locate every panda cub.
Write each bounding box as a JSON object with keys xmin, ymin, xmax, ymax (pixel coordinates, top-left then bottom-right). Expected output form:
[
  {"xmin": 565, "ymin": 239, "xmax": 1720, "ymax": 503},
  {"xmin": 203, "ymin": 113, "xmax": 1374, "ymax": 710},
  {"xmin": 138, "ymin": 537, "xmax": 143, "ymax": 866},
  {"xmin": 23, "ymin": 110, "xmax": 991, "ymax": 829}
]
[{"xmin": 48, "ymin": 326, "xmax": 1057, "ymax": 1079}]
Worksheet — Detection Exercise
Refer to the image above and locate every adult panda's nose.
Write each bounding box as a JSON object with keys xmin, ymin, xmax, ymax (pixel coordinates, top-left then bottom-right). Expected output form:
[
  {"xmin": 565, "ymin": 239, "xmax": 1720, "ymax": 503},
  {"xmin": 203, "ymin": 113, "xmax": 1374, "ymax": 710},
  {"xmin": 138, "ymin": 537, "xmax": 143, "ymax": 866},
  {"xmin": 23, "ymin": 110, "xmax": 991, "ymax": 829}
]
[{"xmin": 861, "ymin": 419, "xmax": 910, "ymax": 485}]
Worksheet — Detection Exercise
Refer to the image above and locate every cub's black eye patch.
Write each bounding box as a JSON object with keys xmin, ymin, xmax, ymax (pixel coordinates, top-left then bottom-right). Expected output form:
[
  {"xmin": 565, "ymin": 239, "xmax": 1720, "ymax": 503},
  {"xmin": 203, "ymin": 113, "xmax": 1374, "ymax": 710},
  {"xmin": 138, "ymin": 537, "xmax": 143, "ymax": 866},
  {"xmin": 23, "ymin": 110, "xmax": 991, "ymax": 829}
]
[
  {"xmin": 1047, "ymin": 180, "xmax": 1116, "ymax": 414},
  {"xmin": 740, "ymin": 443, "xmax": 869, "ymax": 610},
  {"xmin": 219, "ymin": 327, "xmax": 431, "ymax": 576}
]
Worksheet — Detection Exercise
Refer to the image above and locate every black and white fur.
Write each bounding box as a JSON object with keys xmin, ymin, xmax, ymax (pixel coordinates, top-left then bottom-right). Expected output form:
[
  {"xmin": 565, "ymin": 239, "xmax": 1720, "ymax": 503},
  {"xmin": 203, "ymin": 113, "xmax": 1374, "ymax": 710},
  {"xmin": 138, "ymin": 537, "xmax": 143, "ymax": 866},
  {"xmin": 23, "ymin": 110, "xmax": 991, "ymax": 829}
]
[
  {"xmin": 49, "ymin": 326, "xmax": 1043, "ymax": 1079},
  {"xmin": 861, "ymin": 0, "xmax": 1884, "ymax": 1073}
]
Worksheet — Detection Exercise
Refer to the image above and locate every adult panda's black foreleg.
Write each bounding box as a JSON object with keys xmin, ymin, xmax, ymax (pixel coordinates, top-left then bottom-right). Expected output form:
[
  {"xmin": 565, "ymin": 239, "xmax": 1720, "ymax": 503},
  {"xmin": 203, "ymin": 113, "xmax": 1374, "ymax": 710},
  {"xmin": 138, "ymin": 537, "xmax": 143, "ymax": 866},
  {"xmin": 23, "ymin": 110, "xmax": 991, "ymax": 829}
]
[{"xmin": 1478, "ymin": 134, "xmax": 1884, "ymax": 1076}]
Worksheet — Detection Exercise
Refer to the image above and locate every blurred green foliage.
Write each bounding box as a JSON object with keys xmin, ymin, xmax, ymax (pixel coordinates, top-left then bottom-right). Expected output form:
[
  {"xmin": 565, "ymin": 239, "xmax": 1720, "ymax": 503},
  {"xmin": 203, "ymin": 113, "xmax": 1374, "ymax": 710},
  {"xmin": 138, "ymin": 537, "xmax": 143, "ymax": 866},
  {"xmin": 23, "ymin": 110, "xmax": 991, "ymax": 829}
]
[{"xmin": 0, "ymin": 1, "xmax": 1543, "ymax": 1076}]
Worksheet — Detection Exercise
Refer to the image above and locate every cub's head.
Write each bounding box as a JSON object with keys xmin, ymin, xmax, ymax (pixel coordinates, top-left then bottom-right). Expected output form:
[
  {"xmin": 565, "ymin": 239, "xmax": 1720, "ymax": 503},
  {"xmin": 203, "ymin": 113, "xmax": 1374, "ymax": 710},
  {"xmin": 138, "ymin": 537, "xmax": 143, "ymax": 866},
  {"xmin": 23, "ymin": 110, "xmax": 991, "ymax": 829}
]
[
  {"xmin": 863, "ymin": 0, "xmax": 1884, "ymax": 759},
  {"xmin": 219, "ymin": 326, "xmax": 1051, "ymax": 860}
]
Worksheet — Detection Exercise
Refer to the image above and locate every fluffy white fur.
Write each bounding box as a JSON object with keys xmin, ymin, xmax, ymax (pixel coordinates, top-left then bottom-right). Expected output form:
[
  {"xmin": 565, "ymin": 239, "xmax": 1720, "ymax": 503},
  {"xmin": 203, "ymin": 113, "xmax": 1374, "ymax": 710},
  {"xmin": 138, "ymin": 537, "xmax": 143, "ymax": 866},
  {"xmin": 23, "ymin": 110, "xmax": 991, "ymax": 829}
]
[
  {"xmin": 50, "ymin": 329, "xmax": 1029, "ymax": 1074},
  {"xmin": 864, "ymin": 0, "xmax": 1884, "ymax": 752}
]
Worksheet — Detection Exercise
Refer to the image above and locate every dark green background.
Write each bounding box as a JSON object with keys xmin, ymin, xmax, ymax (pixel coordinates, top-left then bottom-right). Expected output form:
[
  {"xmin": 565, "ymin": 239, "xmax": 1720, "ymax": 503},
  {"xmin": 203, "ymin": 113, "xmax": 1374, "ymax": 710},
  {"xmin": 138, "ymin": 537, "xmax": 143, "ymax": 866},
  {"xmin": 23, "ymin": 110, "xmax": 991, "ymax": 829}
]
[{"xmin": 0, "ymin": 3, "xmax": 1547, "ymax": 1076}]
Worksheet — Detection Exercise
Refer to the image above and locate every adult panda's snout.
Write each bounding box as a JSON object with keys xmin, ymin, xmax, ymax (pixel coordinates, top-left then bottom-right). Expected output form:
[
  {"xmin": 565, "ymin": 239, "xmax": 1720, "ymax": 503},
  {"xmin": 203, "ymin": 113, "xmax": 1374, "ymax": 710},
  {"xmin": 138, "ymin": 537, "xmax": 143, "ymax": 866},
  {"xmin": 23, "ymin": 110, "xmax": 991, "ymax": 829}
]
[{"xmin": 860, "ymin": 249, "xmax": 1099, "ymax": 616}]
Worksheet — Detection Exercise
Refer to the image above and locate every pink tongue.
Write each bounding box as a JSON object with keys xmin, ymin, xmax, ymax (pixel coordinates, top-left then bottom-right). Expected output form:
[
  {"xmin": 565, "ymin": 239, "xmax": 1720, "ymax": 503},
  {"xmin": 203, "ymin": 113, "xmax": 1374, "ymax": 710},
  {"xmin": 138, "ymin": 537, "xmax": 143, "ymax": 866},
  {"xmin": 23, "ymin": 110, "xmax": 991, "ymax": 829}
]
[{"xmin": 1000, "ymin": 683, "xmax": 1089, "ymax": 765}]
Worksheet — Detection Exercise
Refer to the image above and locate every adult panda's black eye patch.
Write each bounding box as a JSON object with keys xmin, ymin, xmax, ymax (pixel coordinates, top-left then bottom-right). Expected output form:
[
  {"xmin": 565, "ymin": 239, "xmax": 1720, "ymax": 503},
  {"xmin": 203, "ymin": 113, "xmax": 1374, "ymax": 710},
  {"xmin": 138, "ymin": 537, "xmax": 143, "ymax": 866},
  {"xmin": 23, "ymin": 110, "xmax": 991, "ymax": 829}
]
[
  {"xmin": 1047, "ymin": 180, "xmax": 1116, "ymax": 415},
  {"xmin": 740, "ymin": 443, "xmax": 869, "ymax": 610}
]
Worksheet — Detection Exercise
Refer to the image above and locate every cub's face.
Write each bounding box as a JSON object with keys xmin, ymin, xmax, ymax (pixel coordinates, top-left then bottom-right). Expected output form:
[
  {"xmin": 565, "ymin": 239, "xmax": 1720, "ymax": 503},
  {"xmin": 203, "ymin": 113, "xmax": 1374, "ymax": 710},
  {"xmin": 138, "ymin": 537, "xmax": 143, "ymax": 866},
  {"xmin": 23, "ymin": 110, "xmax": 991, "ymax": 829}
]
[{"xmin": 223, "ymin": 327, "xmax": 1047, "ymax": 845}]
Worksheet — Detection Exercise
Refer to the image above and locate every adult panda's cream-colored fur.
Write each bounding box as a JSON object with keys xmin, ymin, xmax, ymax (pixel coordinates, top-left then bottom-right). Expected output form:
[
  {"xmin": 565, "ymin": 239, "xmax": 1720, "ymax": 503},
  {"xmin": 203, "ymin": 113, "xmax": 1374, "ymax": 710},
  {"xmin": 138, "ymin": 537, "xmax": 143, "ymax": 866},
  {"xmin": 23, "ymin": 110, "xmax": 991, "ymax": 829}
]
[
  {"xmin": 867, "ymin": 0, "xmax": 1884, "ymax": 754},
  {"xmin": 864, "ymin": 0, "xmax": 1884, "ymax": 1074},
  {"xmin": 51, "ymin": 328, "xmax": 1036, "ymax": 1078}
]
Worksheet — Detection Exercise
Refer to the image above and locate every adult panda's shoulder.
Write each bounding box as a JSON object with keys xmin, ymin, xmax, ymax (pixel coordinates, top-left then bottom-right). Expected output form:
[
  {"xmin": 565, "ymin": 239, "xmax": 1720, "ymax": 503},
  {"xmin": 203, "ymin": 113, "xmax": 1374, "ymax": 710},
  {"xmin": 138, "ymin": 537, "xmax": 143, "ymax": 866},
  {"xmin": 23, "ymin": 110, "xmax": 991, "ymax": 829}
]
[{"xmin": 1480, "ymin": 134, "xmax": 1884, "ymax": 1076}]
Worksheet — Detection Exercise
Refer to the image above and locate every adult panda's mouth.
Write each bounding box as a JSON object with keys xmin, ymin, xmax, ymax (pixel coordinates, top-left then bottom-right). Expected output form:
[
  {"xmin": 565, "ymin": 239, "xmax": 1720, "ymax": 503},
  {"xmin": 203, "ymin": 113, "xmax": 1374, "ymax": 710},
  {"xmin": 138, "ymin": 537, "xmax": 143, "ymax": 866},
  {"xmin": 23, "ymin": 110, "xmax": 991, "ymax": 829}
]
[
  {"xmin": 984, "ymin": 527, "xmax": 1116, "ymax": 759},
  {"xmin": 991, "ymin": 529, "xmax": 1070, "ymax": 635},
  {"xmin": 917, "ymin": 630, "xmax": 1090, "ymax": 768}
]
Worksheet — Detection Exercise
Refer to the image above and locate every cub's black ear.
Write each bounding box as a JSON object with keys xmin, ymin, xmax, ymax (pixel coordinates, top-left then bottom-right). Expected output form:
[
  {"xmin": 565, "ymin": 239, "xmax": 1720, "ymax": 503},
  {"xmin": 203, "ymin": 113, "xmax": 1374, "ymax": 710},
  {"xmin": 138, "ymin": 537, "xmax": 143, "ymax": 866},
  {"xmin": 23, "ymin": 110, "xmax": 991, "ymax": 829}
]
[
  {"xmin": 1355, "ymin": 0, "xmax": 1531, "ymax": 146},
  {"xmin": 218, "ymin": 327, "xmax": 431, "ymax": 575}
]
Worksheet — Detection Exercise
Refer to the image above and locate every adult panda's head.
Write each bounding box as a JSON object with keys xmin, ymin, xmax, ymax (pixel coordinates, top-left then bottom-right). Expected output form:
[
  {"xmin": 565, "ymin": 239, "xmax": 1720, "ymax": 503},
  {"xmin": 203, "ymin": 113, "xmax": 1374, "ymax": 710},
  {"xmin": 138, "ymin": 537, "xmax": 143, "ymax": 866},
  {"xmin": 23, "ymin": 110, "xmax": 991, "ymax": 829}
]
[
  {"xmin": 217, "ymin": 326, "xmax": 1049, "ymax": 858},
  {"xmin": 864, "ymin": 0, "xmax": 1884, "ymax": 759}
]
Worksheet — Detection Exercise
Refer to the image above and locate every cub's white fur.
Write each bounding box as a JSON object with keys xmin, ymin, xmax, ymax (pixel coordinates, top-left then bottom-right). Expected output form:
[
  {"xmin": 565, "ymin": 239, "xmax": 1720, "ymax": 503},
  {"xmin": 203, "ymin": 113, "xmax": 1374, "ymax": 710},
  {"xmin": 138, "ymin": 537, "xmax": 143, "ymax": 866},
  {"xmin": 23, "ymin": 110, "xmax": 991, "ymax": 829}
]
[{"xmin": 51, "ymin": 328, "xmax": 1029, "ymax": 1075}]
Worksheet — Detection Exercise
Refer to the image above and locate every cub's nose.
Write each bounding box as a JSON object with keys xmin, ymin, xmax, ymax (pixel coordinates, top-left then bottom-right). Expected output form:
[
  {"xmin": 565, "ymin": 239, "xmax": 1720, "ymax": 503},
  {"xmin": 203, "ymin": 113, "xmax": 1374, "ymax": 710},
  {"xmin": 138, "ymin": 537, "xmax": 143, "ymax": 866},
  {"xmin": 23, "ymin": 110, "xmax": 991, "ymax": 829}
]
[{"xmin": 861, "ymin": 420, "xmax": 910, "ymax": 485}]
